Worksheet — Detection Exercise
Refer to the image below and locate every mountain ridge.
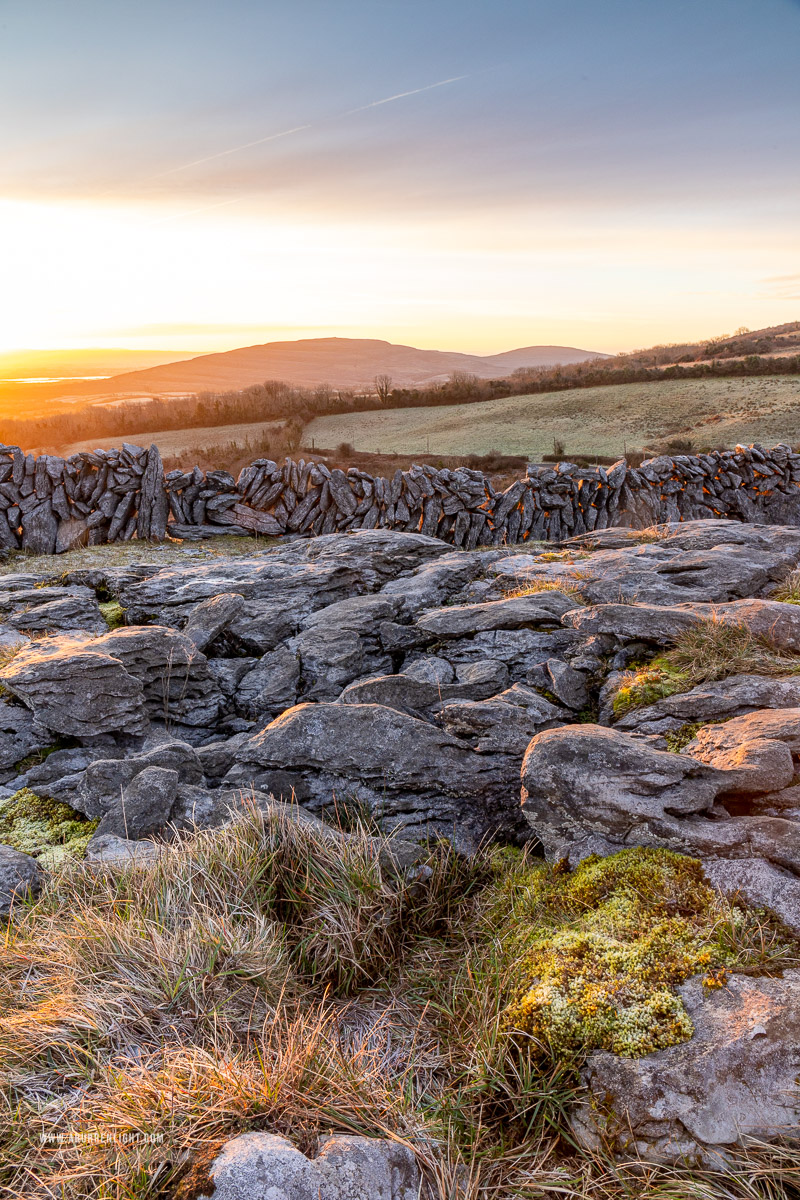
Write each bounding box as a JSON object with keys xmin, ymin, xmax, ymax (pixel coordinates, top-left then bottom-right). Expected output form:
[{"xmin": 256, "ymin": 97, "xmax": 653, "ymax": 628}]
[{"xmin": 55, "ymin": 336, "xmax": 607, "ymax": 397}]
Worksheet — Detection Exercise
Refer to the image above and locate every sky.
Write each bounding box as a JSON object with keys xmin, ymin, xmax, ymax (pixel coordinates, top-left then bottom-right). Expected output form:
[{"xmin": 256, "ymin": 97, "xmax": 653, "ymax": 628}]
[{"xmin": 1, "ymin": 0, "xmax": 799, "ymax": 357}]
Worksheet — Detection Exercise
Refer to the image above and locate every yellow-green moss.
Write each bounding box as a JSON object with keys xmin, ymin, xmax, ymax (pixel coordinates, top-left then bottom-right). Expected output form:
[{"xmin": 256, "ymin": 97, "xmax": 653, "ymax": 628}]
[
  {"xmin": 0, "ymin": 788, "xmax": 98, "ymax": 867},
  {"xmin": 487, "ymin": 847, "xmax": 795, "ymax": 1059},
  {"xmin": 98, "ymin": 600, "xmax": 126, "ymax": 629},
  {"xmin": 664, "ymin": 722, "xmax": 702, "ymax": 752}
]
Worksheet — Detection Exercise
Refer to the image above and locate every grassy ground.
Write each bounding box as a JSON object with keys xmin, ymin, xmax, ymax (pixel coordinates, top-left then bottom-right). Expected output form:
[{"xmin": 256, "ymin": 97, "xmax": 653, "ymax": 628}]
[
  {"xmin": 0, "ymin": 535, "xmax": 275, "ymax": 578},
  {"xmin": 1, "ymin": 806, "xmax": 797, "ymax": 1200},
  {"xmin": 303, "ymin": 376, "xmax": 800, "ymax": 458},
  {"xmin": 59, "ymin": 420, "xmax": 287, "ymax": 459}
]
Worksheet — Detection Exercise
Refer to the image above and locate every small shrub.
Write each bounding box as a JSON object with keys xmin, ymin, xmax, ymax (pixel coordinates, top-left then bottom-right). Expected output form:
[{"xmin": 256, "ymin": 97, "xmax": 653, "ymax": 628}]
[{"xmin": 612, "ymin": 658, "xmax": 687, "ymax": 715}]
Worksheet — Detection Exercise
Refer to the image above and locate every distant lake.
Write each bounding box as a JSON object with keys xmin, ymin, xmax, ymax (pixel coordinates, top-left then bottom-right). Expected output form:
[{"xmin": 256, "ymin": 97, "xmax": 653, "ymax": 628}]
[{"xmin": 0, "ymin": 375, "xmax": 110, "ymax": 384}]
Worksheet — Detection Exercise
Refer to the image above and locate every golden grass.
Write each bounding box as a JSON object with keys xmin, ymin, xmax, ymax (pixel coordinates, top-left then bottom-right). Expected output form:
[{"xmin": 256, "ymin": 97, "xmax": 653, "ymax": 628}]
[
  {"xmin": 303, "ymin": 376, "xmax": 800, "ymax": 459},
  {"xmin": 503, "ymin": 577, "xmax": 589, "ymax": 604},
  {"xmin": 773, "ymin": 566, "xmax": 800, "ymax": 605}
]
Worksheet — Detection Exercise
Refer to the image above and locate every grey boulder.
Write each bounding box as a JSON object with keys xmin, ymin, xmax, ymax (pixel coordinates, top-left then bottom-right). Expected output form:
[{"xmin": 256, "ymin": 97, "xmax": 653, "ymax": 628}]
[
  {"xmin": 94, "ymin": 626, "xmax": 222, "ymax": 726},
  {"xmin": 198, "ymin": 1132, "xmax": 420, "ymax": 1200},
  {"xmin": 520, "ymin": 723, "xmax": 800, "ymax": 873},
  {"xmin": 0, "ymin": 843, "xmax": 43, "ymax": 914},
  {"xmin": 6, "ymin": 596, "xmax": 108, "ymax": 636},
  {"xmin": 0, "ymin": 702, "xmax": 52, "ymax": 773},
  {"xmin": 703, "ymin": 857, "xmax": 800, "ymax": 935},
  {"xmin": 182, "ymin": 591, "xmax": 246, "ymax": 651},
  {"xmin": 77, "ymin": 742, "xmax": 204, "ymax": 819},
  {"xmin": 414, "ymin": 591, "xmax": 579, "ymax": 639},
  {"xmin": 236, "ymin": 645, "xmax": 300, "ymax": 719},
  {"xmin": 84, "ymin": 833, "xmax": 160, "ymax": 868},
  {"xmin": 96, "ymin": 766, "xmax": 179, "ymax": 840},
  {"xmin": 339, "ymin": 659, "xmax": 509, "ymax": 714},
  {"xmin": 436, "ymin": 684, "xmax": 565, "ymax": 754},
  {"xmin": 229, "ymin": 701, "xmax": 525, "ymax": 844}
]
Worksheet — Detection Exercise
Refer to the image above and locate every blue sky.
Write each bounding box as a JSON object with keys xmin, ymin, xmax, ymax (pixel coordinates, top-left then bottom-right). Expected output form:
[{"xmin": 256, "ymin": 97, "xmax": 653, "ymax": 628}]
[{"xmin": 1, "ymin": 0, "xmax": 798, "ymax": 353}]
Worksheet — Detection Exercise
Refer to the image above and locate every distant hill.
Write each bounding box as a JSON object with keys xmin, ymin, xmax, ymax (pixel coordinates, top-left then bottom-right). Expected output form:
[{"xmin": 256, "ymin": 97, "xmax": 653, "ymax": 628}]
[{"xmin": 54, "ymin": 337, "xmax": 606, "ymax": 397}]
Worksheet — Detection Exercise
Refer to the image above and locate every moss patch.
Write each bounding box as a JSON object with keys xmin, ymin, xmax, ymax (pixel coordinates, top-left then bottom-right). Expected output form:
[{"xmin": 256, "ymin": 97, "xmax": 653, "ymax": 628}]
[
  {"xmin": 0, "ymin": 788, "xmax": 98, "ymax": 868},
  {"xmin": 487, "ymin": 846, "xmax": 797, "ymax": 1058},
  {"xmin": 611, "ymin": 658, "xmax": 687, "ymax": 715},
  {"xmin": 664, "ymin": 721, "xmax": 703, "ymax": 752},
  {"xmin": 98, "ymin": 600, "xmax": 126, "ymax": 629}
]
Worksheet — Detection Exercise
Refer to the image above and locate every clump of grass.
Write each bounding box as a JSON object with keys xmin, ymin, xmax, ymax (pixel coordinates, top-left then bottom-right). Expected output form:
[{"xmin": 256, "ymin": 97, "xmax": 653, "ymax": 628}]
[
  {"xmin": 99, "ymin": 599, "xmax": 126, "ymax": 629},
  {"xmin": 669, "ymin": 616, "xmax": 800, "ymax": 683},
  {"xmin": 772, "ymin": 565, "xmax": 800, "ymax": 605},
  {"xmin": 613, "ymin": 616, "xmax": 800, "ymax": 715},
  {"xmin": 504, "ymin": 577, "xmax": 589, "ymax": 604},
  {"xmin": 491, "ymin": 847, "xmax": 798, "ymax": 1058},
  {"xmin": 503, "ymin": 571, "xmax": 592, "ymax": 604},
  {"xmin": 0, "ymin": 787, "xmax": 98, "ymax": 867}
]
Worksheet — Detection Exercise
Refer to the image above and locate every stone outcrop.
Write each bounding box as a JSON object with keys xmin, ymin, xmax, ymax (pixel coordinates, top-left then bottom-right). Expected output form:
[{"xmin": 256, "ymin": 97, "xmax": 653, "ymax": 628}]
[
  {"xmin": 227, "ymin": 700, "xmax": 526, "ymax": 846},
  {"xmin": 520, "ymin": 719, "xmax": 800, "ymax": 875},
  {"xmin": 0, "ymin": 634, "xmax": 148, "ymax": 737},
  {"xmin": 2, "ymin": 516, "xmax": 800, "ymax": 1173}
]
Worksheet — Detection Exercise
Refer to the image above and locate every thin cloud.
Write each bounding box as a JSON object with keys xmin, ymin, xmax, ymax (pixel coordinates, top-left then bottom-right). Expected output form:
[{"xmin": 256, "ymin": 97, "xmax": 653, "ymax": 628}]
[
  {"xmin": 342, "ymin": 76, "xmax": 469, "ymax": 117},
  {"xmin": 155, "ymin": 75, "xmax": 468, "ymax": 180},
  {"xmin": 156, "ymin": 125, "xmax": 312, "ymax": 177},
  {"xmin": 760, "ymin": 272, "xmax": 800, "ymax": 300}
]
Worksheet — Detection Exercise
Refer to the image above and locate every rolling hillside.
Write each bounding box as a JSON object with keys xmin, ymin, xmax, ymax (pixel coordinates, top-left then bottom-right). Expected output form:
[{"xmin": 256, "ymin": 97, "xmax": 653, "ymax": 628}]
[
  {"xmin": 303, "ymin": 376, "xmax": 800, "ymax": 458},
  {"xmin": 41, "ymin": 337, "xmax": 605, "ymax": 399}
]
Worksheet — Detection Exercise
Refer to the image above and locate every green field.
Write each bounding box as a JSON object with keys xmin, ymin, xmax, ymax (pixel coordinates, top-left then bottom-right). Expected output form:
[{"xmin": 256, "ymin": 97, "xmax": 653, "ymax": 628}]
[{"xmin": 303, "ymin": 376, "xmax": 800, "ymax": 458}]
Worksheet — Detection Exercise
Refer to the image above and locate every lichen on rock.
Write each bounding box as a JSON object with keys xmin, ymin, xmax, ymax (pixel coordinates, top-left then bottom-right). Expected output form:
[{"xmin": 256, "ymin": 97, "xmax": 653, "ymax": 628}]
[
  {"xmin": 0, "ymin": 787, "xmax": 98, "ymax": 868},
  {"xmin": 492, "ymin": 846, "xmax": 794, "ymax": 1058}
]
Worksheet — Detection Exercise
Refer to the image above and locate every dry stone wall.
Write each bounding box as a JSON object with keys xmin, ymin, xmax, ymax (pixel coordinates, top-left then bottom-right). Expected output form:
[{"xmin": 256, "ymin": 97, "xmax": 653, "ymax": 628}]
[{"xmin": 2, "ymin": 440, "xmax": 800, "ymax": 553}]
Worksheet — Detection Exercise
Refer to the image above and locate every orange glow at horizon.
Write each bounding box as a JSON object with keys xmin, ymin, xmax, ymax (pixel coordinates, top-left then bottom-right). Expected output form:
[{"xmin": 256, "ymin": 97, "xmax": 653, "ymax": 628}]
[{"xmin": 1, "ymin": 196, "xmax": 798, "ymax": 361}]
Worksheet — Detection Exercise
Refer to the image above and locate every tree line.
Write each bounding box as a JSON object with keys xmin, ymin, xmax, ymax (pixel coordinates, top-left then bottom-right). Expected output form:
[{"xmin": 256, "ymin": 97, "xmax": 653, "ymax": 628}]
[{"xmin": 4, "ymin": 353, "xmax": 800, "ymax": 455}]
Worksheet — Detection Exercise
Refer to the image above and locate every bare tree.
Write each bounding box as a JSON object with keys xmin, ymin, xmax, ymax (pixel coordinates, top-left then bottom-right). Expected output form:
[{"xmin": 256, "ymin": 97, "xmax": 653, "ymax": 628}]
[{"xmin": 374, "ymin": 374, "xmax": 392, "ymax": 404}]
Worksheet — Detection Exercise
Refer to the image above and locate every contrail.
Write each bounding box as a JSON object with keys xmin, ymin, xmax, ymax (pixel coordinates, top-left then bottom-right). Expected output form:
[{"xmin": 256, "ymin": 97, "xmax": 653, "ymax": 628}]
[
  {"xmin": 156, "ymin": 124, "xmax": 312, "ymax": 177},
  {"xmin": 342, "ymin": 75, "xmax": 468, "ymax": 116},
  {"xmin": 155, "ymin": 75, "xmax": 467, "ymax": 178}
]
